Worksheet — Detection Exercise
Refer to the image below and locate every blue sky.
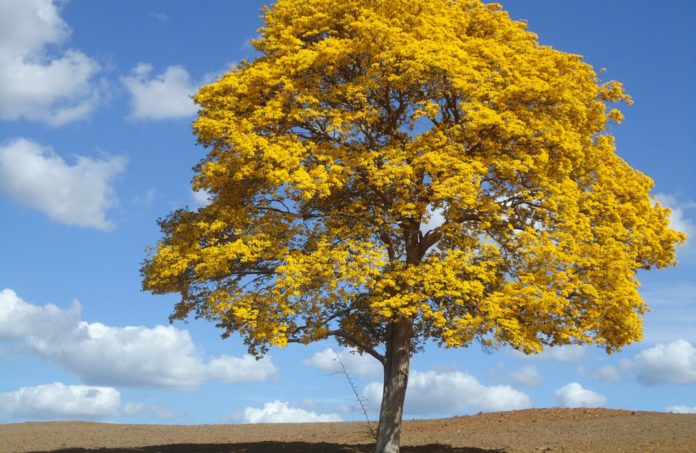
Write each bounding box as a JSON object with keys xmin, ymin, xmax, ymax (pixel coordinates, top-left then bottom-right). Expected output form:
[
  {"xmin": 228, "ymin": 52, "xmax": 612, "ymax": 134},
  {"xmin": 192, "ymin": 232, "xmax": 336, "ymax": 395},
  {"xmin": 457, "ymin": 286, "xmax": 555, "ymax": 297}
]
[{"xmin": 0, "ymin": 0, "xmax": 694, "ymax": 424}]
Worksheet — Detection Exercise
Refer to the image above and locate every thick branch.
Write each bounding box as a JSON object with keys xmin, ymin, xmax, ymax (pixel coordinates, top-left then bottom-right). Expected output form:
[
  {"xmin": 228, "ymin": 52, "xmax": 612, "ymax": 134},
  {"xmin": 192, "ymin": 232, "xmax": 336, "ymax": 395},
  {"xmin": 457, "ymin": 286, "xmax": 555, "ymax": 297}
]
[
  {"xmin": 417, "ymin": 229, "xmax": 444, "ymax": 260},
  {"xmin": 379, "ymin": 228, "xmax": 397, "ymax": 262},
  {"xmin": 327, "ymin": 330, "xmax": 386, "ymax": 365}
]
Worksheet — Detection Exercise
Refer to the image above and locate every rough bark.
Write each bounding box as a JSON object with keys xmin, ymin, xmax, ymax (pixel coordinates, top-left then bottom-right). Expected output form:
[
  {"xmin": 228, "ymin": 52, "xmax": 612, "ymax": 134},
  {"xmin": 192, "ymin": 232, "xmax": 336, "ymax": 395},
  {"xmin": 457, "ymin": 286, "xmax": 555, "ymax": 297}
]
[{"xmin": 373, "ymin": 316, "xmax": 414, "ymax": 453}]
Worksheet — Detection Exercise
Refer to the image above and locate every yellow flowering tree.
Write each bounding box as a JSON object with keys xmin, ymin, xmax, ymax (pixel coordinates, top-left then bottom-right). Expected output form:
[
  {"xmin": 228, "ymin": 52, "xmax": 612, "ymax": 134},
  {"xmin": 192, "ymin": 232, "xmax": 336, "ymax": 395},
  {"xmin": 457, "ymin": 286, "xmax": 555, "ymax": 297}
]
[{"xmin": 141, "ymin": 1, "xmax": 686, "ymax": 451}]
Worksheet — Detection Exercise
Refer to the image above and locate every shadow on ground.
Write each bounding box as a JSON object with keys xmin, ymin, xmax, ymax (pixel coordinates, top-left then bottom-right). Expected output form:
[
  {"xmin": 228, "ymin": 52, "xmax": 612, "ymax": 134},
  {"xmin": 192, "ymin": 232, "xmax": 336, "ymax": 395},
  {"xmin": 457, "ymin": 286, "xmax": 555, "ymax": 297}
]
[{"xmin": 27, "ymin": 442, "xmax": 507, "ymax": 453}]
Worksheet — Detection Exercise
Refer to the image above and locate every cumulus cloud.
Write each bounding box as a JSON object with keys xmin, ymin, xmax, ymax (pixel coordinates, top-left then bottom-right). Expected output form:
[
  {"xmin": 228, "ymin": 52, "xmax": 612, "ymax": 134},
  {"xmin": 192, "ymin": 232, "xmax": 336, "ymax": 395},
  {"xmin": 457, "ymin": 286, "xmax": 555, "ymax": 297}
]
[
  {"xmin": 363, "ymin": 370, "xmax": 532, "ymax": 416},
  {"xmin": 554, "ymin": 383, "xmax": 607, "ymax": 408},
  {"xmin": 0, "ymin": 138, "xmax": 127, "ymax": 230},
  {"xmin": 0, "ymin": 383, "xmax": 120, "ymax": 420},
  {"xmin": 123, "ymin": 402, "xmax": 176, "ymax": 421},
  {"xmin": 575, "ymin": 340, "xmax": 696, "ymax": 386},
  {"xmin": 224, "ymin": 401, "xmax": 343, "ymax": 424},
  {"xmin": 503, "ymin": 365, "xmax": 544, "ymax": 388},
  {"xmin": 654, "ymin": 193, "xmax": 695, "ymax": 245},
  {"xmin": 121, "ymin": 64, "xmax": 199, "ymax": 121},
  {"xmin": 207, "ymin": 354, "xmax": 280, "ymax": 384},
  {"xmin": 1, "ymin": 289, "xmax": 278, "ymax": 389},
  {"xmin": 25, "ymin": 323, "xmax": 278, "ymax": 389},
  {"xmin": 0, "ymin": 0, "xmax": 103, "ymax": 126},
  {"xmin": 666, "ymin": 405, "xmax": 696, "ymax": 414},
  {"xmin": 508, "ymin": 345, "xmax": 585, "ymax": 364},
  {"xmin": 0, "ymin": 289, "xmax": 80, "ymax": 340},
  {"xmin": 303, "ymin": 347, "xmax": 383, "ymax": 379},
  {"xmin": 631, "ymin": 340, "xmax": 696, "ymax": 386}
]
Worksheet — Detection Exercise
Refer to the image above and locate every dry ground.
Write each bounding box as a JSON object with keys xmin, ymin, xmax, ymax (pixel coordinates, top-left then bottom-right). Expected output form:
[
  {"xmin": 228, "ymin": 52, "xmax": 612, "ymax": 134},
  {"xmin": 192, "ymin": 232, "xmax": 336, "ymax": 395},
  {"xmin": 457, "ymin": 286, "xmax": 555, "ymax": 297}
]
[{"xmin": 1, "ymin": 408, "xmax": 694, "ymax": 453}]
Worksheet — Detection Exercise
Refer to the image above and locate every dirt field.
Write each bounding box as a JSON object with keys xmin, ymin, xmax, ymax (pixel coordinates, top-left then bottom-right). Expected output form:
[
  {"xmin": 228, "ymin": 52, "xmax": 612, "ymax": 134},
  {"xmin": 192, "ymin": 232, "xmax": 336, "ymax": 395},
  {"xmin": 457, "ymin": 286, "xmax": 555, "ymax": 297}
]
[{"xmin": 1, "ymin": 408, "xmax": 694, "ymax": 453}]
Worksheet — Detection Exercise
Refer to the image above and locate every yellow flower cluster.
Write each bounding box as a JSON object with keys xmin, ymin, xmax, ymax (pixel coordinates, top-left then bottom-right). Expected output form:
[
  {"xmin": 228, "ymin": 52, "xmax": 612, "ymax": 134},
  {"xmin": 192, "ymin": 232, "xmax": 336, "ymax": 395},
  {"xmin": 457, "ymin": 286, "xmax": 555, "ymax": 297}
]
[{"xmin": 142, "ymin": 0, "xmax": 685, "ymax": 358}]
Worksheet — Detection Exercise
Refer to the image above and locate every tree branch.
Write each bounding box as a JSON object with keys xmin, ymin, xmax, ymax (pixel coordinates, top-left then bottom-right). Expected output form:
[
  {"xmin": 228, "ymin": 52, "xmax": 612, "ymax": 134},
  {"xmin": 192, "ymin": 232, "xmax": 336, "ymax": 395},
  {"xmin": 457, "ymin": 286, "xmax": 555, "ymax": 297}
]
[
  {"xmin": 450, "ymin": 213, "xmax": 482, "ymax": 223},
  {"xmin": 417, "ymin": 229, "xmax": 444, "ymax": 260},
  {"xmin": 327, "ymin": 330, "xmax": 386, "ymax": 365},
  {"xmin": 379, "ymin": 228, "xmax": 397, "ymax": 262}
]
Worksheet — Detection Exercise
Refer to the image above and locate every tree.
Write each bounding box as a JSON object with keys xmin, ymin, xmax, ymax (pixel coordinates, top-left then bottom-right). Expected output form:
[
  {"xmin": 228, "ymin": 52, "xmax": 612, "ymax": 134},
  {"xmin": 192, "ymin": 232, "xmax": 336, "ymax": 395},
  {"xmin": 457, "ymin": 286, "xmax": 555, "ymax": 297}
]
[{"xmin": 141, "ymin": 1, "xmax": 686, "ymax": 451}]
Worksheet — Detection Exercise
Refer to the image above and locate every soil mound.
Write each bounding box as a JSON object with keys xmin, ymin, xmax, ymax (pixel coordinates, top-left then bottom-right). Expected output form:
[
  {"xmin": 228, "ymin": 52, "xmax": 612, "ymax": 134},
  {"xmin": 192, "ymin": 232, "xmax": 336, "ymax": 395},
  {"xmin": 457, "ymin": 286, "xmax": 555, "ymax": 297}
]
[{"xmin": 1, "ymin": 408, "xmax": 694, "ymax": 453}]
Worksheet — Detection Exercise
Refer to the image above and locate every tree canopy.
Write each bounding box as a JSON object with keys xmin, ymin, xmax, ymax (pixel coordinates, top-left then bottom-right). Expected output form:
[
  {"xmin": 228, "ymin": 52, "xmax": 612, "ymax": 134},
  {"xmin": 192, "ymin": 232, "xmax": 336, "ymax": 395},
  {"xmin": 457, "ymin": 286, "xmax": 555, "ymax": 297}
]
[{"xmin": 142, "ymin": 0, "xmax": 685, "ymax": 450}]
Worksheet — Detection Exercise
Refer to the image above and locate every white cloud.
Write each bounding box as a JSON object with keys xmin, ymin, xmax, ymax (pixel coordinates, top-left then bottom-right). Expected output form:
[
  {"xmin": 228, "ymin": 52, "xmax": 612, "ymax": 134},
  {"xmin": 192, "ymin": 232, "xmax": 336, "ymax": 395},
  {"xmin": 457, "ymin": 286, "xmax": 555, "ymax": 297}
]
[
  {"xmin": 201, "ymin": 61, "xmax": 238, "ymax": 86},
  {"xmin": 503, "ymin": 365, "xmax": 544, "ymax": 388},
  {"xmin": 2, "ymin": 289, "xmax": 278, "ymax": 389},
  {"xmin": 618, "ymin": 359, "xmax": 635, "ymax": 373},
  {"xmin": 0, "ymin": 138, "xmax": 127, "ymax": 230},
  {"xmin": 482, "ymin": 361, "xmax": 506, "ymax": 380},
  {"xmin": 192, "ymin": 188, "xmax": 212, "ymax": 208},
  {"xmin": 298, "ymin": 397, "xmax": 323, "ymax": 412},
  {"xmin": 666, "ymin": 405, "xmax": 696, "ymax": 414},
  {"xmin": 123, "ymin": 402, "xmax": 176, "ymax": 421},
  {"xmin": 131, "ymin": 188, "xmax": 158, "ymax": 206},
  {"xmin": 421, "ymin": 206, "xmax": 445, "ymax": 233},
  {"xmin": 575, "ymin": 340, "xmax": 696, "ymax": 386},
  {"xmin": 330, "ymin": 403, "xmax": 354, "ymax": 415},
  {"xmin": 121, "ymin": 64, "xmax": 199, "ymax": 121},
  {"xmin": 508, "ymin": 345, "xmax": 585, "ymax": 364},
  {"xmin": 26, "ymin": 322, "xmax": 278, "ymax": 389},
  {"xmin": 122, "ymin": 402, "xmax": 147, "ymax": 417},
  {"xmin": 150, "ymin": 12, "xmax": 169, "ymax": 22},
  {"xmin": 133, "ymin": 188, "xmax": 157, "ymax": 206},
  {"xmin": 654, "ymin": 193, "xmax": 695, "ymax": 245},
  {"xmin": 632, "ymin": 340, "xmax": 696, "ymax": 386},
  {"xmin": 592, "ymin": 365, "xmax": 623, "ymax": 383},
  {"xmin": 363, "ymin": 370, "xmax": 532, "ymax": 416},
  {"xmin": 145, "ymin": 188, "xmax": 157, "ymax": 204},
  {"xmin": 579, "ymin": 364, "xmax": 624, "ymax": 383},
  {"xmin": 0, "ymin": 288, "xmax": 80, "ymax": 340},
  {"xmin": 207, "ymin": 354, "xmax": 280, "ymax": 384},
  {"xmin": 554, "ymin": 383, "xmax": 607, "ymax": 408},
  {"xmin": 240, "ymin": 35, "xmax": 262, "ymax": 52},
  {"xmin": 419, "ymin": 206, "xmax": 446, "ymax": 257},
  {"xmin": 296, "ymin": 397, "xmax": 355, "ymax": 416},
  {"xmin": 0, "ymin": 383, "xmax": 120, "ymax": 420},
  {"xmin": 227, "ymin": 401, "xmax": 343, "ymax": 424},
  {"xmin": 0, "ymin": 0, "xmax": 103, "ymax": 126},
  {"xmin": 303, "ymin": 347, "xmax": 383, "ymax": 379}
]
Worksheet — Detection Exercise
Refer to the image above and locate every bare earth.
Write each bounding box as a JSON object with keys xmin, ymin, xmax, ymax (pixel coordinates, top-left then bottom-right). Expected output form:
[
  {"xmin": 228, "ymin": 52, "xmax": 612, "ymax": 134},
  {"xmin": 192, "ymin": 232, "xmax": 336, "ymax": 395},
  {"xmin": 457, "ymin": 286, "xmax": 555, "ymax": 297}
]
[{"xmin": 1, "ymin": 408, "xmax": 694, "ymax": 453}]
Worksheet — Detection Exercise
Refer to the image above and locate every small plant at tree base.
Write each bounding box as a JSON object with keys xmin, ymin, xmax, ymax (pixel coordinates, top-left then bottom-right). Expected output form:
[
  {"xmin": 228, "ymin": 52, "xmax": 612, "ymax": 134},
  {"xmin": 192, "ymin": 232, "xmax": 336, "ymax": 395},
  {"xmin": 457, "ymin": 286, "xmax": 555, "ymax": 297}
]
[
  {"xmin": 141, "ymin": 1, "xmax": 686, "ymax": 452},
  {"xmin": 332, "ymin": 348, "xmax": 377, "ymax": 440}
]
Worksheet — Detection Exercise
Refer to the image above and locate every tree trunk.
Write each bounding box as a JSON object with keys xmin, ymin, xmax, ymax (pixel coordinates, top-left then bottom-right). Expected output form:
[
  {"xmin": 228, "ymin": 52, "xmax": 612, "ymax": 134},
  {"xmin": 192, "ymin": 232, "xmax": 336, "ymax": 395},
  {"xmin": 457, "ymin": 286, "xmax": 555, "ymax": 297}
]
[{"xmin": 374, "ymin": 316, "xmax": 414, "ymax": 453}]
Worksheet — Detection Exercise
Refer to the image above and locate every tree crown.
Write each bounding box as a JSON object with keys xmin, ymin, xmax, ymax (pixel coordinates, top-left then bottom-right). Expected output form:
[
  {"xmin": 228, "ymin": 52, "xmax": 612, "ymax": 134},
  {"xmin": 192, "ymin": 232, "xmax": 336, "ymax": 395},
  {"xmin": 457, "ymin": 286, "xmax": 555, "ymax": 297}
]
[{"xmin": 142, "ymin": 0, "xmax": 686, "ymax": 359}]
